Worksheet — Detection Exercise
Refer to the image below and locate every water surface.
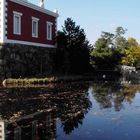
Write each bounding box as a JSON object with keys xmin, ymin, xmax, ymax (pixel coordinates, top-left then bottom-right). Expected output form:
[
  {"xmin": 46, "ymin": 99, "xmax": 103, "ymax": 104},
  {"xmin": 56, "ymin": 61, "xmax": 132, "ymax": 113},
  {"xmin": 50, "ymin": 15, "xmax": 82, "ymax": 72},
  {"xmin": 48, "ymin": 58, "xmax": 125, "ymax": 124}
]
[{"xmin": 0, "ymin": 82, "xmax": 140, "ymax": 140}]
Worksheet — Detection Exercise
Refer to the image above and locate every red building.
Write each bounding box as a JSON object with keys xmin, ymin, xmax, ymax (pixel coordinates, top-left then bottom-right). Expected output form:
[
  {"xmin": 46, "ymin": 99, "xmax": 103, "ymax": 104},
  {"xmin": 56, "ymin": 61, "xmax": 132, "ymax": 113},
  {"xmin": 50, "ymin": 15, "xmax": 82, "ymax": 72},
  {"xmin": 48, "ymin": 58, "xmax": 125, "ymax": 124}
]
[{"xmin": 0, "ymin": 0, "xmax": 59, "ymax": 48}]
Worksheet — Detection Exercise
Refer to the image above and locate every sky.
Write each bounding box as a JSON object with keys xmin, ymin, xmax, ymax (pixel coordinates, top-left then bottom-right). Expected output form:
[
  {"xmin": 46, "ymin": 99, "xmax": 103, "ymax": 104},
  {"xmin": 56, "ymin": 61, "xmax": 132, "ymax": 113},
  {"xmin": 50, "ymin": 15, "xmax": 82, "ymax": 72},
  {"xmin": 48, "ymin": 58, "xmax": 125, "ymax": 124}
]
[{"xmin": 30, "ymin": 0, "xmax": 140, "ymax": 44}]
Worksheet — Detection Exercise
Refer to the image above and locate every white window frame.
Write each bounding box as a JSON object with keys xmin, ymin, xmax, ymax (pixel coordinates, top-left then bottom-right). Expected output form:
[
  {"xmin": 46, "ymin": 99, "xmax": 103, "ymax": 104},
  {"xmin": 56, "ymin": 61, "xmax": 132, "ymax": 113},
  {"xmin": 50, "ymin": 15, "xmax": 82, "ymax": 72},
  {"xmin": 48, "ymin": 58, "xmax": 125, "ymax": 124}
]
[
  {"xmin": 13, "ymin": 11, "xmax": 22, "ymax": 35},
  {"xmin": 47, "ymin": 21, "xmax": 53, "ymax": 40},
  {"xmin": 32, "ymin": 17, "xmax": 39, "ymax": 38}
]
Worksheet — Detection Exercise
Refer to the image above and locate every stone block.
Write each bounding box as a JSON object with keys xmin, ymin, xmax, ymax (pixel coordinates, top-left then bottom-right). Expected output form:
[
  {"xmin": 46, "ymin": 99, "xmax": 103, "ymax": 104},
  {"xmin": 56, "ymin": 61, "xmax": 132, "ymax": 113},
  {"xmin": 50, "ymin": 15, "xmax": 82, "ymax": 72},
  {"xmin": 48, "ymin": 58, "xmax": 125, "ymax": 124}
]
[{"xmin": 0, "ymin": 43, "xmax": 56, "ymax": 78}]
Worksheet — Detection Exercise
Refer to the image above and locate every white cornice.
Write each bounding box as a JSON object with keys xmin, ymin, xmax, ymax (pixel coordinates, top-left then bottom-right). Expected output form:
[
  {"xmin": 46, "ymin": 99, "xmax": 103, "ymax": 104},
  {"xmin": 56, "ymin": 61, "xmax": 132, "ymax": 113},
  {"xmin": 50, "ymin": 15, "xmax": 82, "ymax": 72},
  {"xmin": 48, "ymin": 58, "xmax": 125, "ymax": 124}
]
[
  {"xmin": 10, "ymin": 0, "xmax": 59, "ymax": 18},
  {"xmin": 13, "ymin": 11, "xmax": 23, "ymax": 16},
  {"xmin": 32, "ymin": 17, "xmax": 40, "ymax": 21},
  {"xmin": 5, "ymin": 39, "xmax": 56, "ymax": 48}
]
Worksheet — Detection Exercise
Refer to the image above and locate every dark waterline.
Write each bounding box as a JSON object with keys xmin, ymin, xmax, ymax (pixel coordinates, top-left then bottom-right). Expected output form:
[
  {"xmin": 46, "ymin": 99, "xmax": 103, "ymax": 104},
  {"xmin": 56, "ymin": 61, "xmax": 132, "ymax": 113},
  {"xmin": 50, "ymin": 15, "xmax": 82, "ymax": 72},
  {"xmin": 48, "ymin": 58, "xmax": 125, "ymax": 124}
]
[{"xmin": 0, "ymin": 82, "xmax": 140, "ymax": 140}]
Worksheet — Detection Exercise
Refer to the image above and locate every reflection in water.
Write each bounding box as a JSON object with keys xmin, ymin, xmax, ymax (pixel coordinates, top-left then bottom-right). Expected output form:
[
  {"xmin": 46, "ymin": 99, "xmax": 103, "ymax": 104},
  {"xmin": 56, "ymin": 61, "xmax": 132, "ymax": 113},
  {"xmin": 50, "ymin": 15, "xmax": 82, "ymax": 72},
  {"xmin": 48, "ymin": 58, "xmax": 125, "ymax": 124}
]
[
  {"xmin": 0, "ymin": 82, "xmax": 91, "ymax": 139},
  {"xmin": 90, "ymin": 82, "xmax": 140, "ymax": 111},
  {"xmin": 57, "ymin": 91, "xmax": 91, "ymax": 134},
  {"xmin": 0, "ymin": 82, "xmax": 140, "ymax": 139},
  {"xmin": 0, "ymin": 111, "xmax": 56, "ymax": 140}
]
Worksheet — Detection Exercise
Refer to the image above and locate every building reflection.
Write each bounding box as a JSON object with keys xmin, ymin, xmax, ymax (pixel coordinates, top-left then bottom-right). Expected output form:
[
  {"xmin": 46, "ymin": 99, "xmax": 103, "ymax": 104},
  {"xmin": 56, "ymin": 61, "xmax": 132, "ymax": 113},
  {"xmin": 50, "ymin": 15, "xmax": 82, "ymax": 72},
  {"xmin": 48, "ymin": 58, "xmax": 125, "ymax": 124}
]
[
  {"xmin": 0, "ymin": 82, "xmax": 91, "ymax": 139},
  {"xmin": 0, "ymin": 110, "xmax": 56, "ymax": 140}
]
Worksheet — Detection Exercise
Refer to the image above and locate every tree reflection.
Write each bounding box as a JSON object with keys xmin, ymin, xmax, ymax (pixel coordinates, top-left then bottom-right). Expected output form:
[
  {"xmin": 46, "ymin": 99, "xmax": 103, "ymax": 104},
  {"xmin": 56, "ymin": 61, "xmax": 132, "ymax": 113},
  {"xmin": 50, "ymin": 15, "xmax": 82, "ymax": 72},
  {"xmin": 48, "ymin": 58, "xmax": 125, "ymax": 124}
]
[
  {"xmin": 0, "ymin": 82, "xmax": 91, "ymax": 139},
  {"xmin": 90, "ymin": 82, "xmax": 140, "ymax": 111},
  {"xmin": 56, "ymin": 91, "xmax": 91, "ymax": 134}
]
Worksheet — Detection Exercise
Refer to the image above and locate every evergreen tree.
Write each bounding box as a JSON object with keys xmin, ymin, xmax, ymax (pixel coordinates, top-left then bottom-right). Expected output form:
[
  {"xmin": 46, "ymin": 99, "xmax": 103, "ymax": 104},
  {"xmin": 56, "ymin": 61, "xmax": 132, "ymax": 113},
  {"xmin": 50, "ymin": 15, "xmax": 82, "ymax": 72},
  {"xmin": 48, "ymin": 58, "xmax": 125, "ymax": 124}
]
[{"xmin": 56, "ymin": 18, "xmax": 91, "ymax": 74}]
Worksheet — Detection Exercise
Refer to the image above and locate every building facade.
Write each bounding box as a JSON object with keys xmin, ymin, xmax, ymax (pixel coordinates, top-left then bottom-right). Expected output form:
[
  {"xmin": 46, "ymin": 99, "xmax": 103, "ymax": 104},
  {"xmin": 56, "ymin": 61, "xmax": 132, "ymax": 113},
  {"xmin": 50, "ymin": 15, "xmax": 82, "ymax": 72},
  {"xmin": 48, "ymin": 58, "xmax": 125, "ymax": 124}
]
[{"xmin": 0, "ymin": 0, "xmax": 58, "ymax": 48}]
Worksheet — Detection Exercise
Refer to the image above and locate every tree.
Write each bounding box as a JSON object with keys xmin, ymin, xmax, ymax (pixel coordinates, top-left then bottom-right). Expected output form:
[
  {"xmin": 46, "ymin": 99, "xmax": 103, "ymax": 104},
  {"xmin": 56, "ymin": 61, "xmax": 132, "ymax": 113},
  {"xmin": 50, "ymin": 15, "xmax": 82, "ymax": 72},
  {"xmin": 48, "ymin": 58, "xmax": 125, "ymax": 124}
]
[
  {"xmin": 62, "ymin": 18, "xmax": 87, "ymax": 48},
  {"xmin": 114, "ymin": 27, "xmax": 129, "ymax": 54},
  {"xmin": 56, "ymin": 18, "xmax": 90, "ymax": 74},
  {"xmin": 115, "ymin": 26, "xmax": 127, "ymax": 37},
  {"xmin": 128, "ymin": 37, "xmax": 139, "ymax": 46},
  {"xmin": 57, "ymin": 31, "xmax": 67, "ymax": 48},
  {"xmin": 90, "ymin": 31, "xmax": 121, "ymax": 70},
  {"xmin": 54, "ymin": 31, "xmax": 70, "ymax": 73},
  {"xmin": 121, "ymin": 37, "xmax": 140, "ymax": 68},
  {"xmin": 90, "ymin": 27, "xmax": 130, "ymax": 70}
]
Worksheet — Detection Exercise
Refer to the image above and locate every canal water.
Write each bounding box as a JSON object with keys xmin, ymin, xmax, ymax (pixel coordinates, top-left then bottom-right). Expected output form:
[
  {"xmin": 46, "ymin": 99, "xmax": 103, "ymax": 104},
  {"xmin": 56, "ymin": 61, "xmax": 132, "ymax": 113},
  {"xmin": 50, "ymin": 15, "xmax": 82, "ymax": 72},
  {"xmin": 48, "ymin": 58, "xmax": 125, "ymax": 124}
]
[{"xmin": 0, "ymin": 81, "xmax": 140, "ymax": 140}]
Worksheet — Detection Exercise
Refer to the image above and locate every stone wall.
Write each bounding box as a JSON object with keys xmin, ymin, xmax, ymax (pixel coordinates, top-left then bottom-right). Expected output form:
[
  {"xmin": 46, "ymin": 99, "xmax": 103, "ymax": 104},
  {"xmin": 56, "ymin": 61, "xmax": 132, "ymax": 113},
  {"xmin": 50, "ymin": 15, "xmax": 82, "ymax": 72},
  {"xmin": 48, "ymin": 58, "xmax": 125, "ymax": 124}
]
[{"xmin": 0, "ymin": 44, "xmax": 56, "ymax": 79}]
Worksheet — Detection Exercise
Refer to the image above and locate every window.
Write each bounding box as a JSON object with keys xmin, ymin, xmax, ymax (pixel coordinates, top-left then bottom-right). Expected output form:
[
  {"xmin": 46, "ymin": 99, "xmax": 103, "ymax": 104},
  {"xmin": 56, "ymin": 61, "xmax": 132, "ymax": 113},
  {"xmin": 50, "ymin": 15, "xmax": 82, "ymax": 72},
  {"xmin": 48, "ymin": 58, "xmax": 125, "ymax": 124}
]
[
  {"xmin": 13, "ymin": 11, "xmax": 22, "ymax": 35},
  {"xmin": 47, "ymin": 22, "xmax": 53, "ymax": 40},
  {"xmin": 32, "ymin": 17, "xmax": 39, "ymax": 38}
]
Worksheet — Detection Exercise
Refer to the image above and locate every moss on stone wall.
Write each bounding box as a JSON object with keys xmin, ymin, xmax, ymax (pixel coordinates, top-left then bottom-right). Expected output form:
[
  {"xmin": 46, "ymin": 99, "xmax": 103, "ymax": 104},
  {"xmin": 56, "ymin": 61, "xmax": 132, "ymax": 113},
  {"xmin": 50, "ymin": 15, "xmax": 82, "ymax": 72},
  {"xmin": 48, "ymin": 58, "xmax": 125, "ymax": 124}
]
[{"xmin": 0, "ymin": 43, "xmax": 56, "ymax": 78}]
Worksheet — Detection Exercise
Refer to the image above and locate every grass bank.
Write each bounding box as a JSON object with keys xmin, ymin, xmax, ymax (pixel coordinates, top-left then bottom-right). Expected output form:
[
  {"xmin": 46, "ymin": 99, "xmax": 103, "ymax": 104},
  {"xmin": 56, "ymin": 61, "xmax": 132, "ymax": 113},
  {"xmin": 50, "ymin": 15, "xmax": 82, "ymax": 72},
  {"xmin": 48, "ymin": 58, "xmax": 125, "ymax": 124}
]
[
  {"xmin": 2, "ymin": 75, "xmax": 95, "ymax": 87},
  {"xmin": 2, "ymin": 71, "xmax": 121, "ymax": 87}
]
